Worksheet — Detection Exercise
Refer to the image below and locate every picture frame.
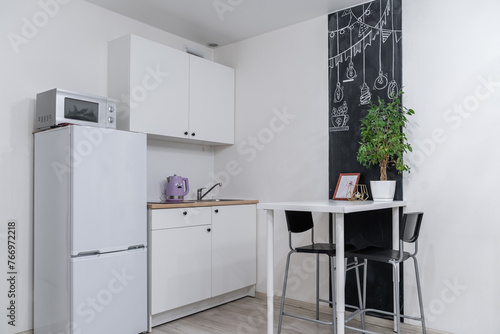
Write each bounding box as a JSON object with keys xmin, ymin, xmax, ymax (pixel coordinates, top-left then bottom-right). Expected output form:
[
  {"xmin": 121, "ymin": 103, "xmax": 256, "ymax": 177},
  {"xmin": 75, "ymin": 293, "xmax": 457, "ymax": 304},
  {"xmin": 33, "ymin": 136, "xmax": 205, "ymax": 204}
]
[{"xmin": 333, "ymin": 173, "xmax": 360, "ymax": 200}]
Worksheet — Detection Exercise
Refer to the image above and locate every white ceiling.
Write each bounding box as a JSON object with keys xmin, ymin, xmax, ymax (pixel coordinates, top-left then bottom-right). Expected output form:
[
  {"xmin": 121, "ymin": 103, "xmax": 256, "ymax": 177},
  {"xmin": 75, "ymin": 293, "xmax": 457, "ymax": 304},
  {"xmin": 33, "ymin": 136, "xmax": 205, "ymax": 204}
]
[{"xmin": 85, "ymin": 0, "xmax": 365, "ymax": 47}]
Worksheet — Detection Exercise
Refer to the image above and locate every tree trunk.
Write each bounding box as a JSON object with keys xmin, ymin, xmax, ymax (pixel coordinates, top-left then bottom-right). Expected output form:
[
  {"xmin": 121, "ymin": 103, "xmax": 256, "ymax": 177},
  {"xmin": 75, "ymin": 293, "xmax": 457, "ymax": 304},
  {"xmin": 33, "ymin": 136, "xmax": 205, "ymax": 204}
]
[{"xmin": 380, "ymin": 160, "xmax": 388, "ymax": 181}]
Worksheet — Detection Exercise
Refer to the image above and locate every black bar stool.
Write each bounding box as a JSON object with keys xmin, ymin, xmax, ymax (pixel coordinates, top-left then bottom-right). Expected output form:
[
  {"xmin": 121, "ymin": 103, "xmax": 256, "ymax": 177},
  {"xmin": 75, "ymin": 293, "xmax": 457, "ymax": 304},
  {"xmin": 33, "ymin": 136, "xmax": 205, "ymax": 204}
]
[
  {"xmin": 345, "ymin": 212, "xmax": 426, "ymax": 334},
  {"xmin": 278, "ymin": 210, "xmax": 365, "ymax": 334}
]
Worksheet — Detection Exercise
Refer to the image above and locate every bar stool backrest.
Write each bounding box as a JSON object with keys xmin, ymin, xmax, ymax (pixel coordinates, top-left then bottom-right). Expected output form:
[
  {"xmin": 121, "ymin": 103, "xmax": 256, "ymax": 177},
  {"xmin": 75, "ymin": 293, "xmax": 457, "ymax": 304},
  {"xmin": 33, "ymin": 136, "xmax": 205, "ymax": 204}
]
[
  {"xmin": 400, "ymin": 212, "xmax": 424, "ymax": 243},
  {"xmin": 285, "ymin": 210, "xmax": 314, "ymax": 233}
]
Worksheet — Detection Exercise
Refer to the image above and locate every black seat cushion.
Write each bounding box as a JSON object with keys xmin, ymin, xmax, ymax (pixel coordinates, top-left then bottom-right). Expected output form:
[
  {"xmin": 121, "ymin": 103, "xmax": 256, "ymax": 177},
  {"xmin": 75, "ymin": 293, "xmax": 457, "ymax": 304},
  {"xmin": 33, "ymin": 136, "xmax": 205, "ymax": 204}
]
[
  {"xmin": 347, "ymin": 246, "xmax": 411, "ymax": 263},
  {"xmin": 296, "ymin": 243, "xmax": 357, "ymax": 256}
]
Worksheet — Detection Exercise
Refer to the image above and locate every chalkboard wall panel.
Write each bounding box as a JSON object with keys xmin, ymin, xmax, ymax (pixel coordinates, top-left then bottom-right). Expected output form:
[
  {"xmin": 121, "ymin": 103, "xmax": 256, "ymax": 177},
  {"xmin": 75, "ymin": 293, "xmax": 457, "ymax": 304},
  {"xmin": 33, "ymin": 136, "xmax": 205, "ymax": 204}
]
[{"xmin": 328, "ymin": 0, "xmax": 403, "ymax": 317}]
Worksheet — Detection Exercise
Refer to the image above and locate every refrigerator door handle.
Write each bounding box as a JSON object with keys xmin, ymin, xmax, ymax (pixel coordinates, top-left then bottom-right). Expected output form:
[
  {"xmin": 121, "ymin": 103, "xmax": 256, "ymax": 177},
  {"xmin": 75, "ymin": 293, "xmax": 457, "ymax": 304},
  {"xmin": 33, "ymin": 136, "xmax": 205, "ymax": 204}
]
[
  {"xmin": 73, "ymin": 250, "xmax": 100, "ymax": 257},
  {"xmin": 128, "ymin": 244, "xmax": 146, "ymax": 250}
]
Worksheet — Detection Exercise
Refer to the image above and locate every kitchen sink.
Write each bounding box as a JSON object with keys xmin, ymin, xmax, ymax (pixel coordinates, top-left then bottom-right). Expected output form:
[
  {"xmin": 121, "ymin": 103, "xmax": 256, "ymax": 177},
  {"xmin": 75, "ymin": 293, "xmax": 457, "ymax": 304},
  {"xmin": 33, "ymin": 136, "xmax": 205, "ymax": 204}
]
[
  {"xmin": 195, "ymin": 199, "xmax": 243, "ymax": 202},
  {"xmin": 148, "ymin": 200, "xmax": 197, "ymax": 204}
]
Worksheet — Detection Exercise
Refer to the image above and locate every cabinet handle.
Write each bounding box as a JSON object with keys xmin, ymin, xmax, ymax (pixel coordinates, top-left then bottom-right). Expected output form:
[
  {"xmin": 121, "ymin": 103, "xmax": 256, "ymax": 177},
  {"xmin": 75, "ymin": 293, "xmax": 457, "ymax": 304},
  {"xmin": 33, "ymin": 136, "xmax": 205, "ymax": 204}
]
[
  {"xmin": 207, "ymin": 228, "xmax": 211, "ymax": 232},
  {"xmin": 183, "ymin": 211, "xmax": 187, "ymax": 216},
  {"xmin": 191, "ymin": 132, "xmax": 196, "ymax": 137},
  {"xmin": 214, "ymin": 209, "xmax": 219, "ymax": 213},
  {"xmin": 184, "ymin": 131, "xmax": 188, "ymax": 136}
]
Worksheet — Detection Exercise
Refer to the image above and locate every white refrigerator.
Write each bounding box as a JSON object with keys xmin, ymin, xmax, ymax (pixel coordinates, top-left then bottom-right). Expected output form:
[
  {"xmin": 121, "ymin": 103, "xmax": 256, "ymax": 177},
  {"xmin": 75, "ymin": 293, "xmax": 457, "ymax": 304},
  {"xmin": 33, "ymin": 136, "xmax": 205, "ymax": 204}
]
[{"xmin": 34, "ymin": 126, "xmax": 148, "ymax": 334}]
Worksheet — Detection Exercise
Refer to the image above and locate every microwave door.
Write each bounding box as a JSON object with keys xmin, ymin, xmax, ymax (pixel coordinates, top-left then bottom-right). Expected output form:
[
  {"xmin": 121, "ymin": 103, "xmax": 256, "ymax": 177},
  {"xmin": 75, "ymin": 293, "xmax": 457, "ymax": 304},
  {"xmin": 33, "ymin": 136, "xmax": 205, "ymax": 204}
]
[
  {"xmin": 70, "ymin": 127, "xmax": 146, "ymax": 256},
  {"xmin": 64, "ymin": 97, "xmax": 99, "ymax": 123}
]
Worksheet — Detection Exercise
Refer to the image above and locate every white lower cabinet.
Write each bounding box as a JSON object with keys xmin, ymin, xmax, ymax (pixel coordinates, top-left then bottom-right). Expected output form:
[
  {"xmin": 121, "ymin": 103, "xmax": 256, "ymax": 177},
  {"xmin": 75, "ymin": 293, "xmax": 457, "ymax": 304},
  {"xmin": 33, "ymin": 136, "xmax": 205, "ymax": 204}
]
[
  {"xmin": 150, "ymin": 207, "xmax": 212, "ymax": 314},
  {"xmin": 211, "ymin": 205, "xmax": 257, "ymax": 297},
  {"xmin": 151, "ymin": 224, "xmax": 212, "ymax": 314},
  {"xmin": 150, "ymin": 204, "xmax": 256, "ymax": 319}
]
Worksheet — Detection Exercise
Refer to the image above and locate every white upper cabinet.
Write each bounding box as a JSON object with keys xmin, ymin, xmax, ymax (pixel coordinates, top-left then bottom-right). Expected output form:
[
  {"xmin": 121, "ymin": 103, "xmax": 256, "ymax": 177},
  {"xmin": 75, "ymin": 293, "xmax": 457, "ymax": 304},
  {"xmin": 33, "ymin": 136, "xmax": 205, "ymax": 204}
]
[
  {"xmin": 108, "ymin": 34, "xmax": 234, "ymax": 145},
  {"xmin": 189, "ymin": 56, "xmax": 235, "ymax": 144},
  {"xmin": 129, "ymin": 36, "xmax": 190, "ymax": 138}
]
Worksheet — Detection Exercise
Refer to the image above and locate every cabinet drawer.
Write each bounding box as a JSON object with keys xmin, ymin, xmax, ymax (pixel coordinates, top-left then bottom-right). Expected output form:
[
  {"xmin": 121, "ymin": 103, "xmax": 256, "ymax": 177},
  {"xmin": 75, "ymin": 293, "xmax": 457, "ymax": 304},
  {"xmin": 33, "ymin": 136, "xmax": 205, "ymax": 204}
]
[{"xmin": 151, "ymin": 207, "xmax": 211, "ymax": 230}]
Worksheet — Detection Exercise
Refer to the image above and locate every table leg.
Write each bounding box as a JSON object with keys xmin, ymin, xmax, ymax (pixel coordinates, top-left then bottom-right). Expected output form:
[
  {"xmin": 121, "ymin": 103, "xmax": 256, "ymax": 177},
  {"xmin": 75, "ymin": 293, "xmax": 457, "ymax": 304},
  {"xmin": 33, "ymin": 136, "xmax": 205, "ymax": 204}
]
[
  {"xmin": 334, "ymin": 213, "xmax": 345, "ymax": 334},
  {"xmin": 267, "ymin": 210, "xmax": 274, "ymax": 334},
  {"xmin": 392, "ymin": 207, "xmax": 400, "ymax": 332}
]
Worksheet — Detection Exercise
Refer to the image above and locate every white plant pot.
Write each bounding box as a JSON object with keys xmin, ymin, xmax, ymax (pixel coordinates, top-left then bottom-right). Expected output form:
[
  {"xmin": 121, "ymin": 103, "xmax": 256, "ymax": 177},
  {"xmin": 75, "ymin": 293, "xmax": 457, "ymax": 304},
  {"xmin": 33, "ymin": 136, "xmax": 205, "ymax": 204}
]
[{"xmin": 370, "ymin": 180, "xmax": 396, "ymax": 202}]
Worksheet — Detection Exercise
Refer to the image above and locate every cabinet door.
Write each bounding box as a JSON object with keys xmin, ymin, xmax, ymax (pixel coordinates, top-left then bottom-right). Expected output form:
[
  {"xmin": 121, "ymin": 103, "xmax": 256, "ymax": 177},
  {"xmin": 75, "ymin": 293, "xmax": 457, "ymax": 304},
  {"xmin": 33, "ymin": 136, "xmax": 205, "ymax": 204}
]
[
  {"xmin": 189, "ymin": 56, "xmax": 235, "ymax": 144},
  {"xmin": 151, "ymin": 225, "xmax": 212, "ymax": 314},
  {"xmin": 211, "ymin": 205, "xmax": 256, "ymax": 297},
  {"xmin": 129, "ymin": 35, "xmax": 189, "ymax": 138}
]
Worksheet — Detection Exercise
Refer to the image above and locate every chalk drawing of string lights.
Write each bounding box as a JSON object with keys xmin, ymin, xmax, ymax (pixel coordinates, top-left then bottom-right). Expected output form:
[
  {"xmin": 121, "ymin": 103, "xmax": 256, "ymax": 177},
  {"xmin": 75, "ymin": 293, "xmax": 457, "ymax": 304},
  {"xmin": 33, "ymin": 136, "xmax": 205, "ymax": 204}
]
[
  {"xmin": 373, "ymin": 0, "xmax": 389, "ymax": 91},
  {"xmin": 359, "ymin": 4, "xmax": 372, "ymax": 106},
  {"xmin": 345, "ymin": 26, "xmax": 357, "ymax": 80},
  {"xmin": 387, "ymin": 0, "xmax": 399, "ymax": 99},
  {"xmin": 333, "ymin": 12, "xmax": 345, "ymax": 103}
]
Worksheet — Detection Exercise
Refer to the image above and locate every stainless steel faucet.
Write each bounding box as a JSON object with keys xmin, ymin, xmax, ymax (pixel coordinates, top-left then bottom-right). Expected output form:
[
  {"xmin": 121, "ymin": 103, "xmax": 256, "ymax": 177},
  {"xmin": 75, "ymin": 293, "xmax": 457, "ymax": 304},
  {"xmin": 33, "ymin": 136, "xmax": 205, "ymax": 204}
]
[{"xmin": 197, "ymin": 183, "xmax": 222, "ymax": 200}]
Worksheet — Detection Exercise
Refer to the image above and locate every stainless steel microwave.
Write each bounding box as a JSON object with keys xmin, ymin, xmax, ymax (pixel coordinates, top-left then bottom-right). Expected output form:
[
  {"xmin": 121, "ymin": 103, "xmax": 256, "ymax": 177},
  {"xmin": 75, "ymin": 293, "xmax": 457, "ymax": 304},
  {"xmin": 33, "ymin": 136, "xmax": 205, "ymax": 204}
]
[{"xmin": 36, "ymin": 88, "xmax": 117, "ymax": 130}]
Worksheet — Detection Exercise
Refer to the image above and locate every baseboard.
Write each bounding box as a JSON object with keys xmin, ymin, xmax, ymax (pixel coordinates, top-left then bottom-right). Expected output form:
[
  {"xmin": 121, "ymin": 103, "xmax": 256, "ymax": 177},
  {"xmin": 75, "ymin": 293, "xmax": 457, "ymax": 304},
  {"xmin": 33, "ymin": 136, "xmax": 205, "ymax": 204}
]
[{"xmin": 151, "ymin": 285, "xmax": 256, "ymax": 328}]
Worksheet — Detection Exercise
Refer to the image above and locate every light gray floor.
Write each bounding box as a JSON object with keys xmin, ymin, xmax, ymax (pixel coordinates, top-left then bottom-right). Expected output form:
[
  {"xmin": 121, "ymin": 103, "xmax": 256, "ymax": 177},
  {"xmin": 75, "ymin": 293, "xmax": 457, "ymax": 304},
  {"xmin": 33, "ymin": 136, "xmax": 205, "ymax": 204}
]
[{"xmin": 153, "ymin": 296, "xmax": 447, "ymax": 334}]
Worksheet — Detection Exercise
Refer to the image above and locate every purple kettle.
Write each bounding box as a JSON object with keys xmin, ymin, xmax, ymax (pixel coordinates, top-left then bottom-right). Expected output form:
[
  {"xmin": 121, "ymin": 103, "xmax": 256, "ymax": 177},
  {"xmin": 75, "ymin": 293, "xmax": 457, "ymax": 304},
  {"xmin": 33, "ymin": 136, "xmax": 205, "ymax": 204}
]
[{"xmin": 165, "ymin": 175, "xmax": 190, "ymax": 202}]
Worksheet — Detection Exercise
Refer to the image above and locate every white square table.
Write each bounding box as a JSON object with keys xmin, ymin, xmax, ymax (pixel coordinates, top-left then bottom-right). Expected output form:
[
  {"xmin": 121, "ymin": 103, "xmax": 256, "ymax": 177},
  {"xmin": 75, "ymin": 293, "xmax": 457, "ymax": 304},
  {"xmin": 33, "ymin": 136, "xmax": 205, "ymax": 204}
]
[{"xmin": 257, "ymin": 199, "xmax": 407, "ymax": 334}]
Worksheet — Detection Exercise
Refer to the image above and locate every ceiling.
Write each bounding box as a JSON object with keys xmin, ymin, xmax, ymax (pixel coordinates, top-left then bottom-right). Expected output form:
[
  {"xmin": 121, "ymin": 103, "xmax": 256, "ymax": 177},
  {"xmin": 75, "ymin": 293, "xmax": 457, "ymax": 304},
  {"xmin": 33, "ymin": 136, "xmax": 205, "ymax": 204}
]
[{"xmin": 85, "ymin": 0, "xmax": 365, "ymax": 47}]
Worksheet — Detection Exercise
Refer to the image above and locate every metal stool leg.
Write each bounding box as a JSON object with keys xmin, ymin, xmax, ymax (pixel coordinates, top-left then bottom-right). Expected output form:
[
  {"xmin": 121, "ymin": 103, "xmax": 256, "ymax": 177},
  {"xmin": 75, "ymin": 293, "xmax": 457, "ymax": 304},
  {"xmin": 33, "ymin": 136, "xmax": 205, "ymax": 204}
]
[
  {"xmin": 392, "ymin": 262, "xmax": 401, "ymax": 334},
  {"xmin": 330, "ymin": 256, "xmax": 337, "ymax": 334},
  {"xmin": 362, "ymin": 259, "xmax": 367, "ymax": 316},
  {"xmin": 316, "ymin": 254, "xmax": 320, "ymax": 320},
  {"xmin": 353, "ymin": 257, "xmax": 366, "ymax": 329},
  {"xmin": 413, "ymin": 256, "xmax": 426, "ymax": 334},
  {"xmin": 278, "ymin": 251, "xmax": 293, "ymax": 334}
]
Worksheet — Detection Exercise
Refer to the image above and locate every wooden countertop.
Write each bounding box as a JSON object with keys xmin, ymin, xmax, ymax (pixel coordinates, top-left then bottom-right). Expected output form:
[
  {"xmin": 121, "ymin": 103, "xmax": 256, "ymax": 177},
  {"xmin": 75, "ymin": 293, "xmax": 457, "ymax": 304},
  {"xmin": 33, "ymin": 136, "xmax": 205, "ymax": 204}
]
[{"xmin": 148, "ymin": 199, "xmax": 259, "ymax": 209}]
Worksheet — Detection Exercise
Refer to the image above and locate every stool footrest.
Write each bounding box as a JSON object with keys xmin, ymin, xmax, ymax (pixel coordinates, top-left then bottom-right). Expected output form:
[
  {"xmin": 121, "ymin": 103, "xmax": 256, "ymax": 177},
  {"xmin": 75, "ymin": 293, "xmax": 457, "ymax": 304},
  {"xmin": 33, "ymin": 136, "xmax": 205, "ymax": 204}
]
[
  {"xmin": 347, "ymin": 308, "xmax": 424, "ymax": 323},
  {"xmin": 345, "ymin": 324, "xmax": 383, "ymax": 334},
  {"xmin": 344, "ymin": 308, "xmax": 364, "ymax": 323},
  {"xmin": 345, "ymin": 307, "xmax": 425, "ymax": 334},
  {"xmin": 317, "ymin": 298, "xmax": 361, "ymax": 309},
  {"xmin": 282, "ymin": 311, "xmax": 333, "ymax": 326}
]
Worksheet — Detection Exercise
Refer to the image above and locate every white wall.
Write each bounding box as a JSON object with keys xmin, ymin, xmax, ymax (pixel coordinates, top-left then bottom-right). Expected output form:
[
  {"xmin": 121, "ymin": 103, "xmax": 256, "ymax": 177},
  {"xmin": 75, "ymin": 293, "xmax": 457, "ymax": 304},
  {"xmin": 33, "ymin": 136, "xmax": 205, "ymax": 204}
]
[
  {"xmin": 147, "ymin": 140, "xmax": 215, "ymax": 202},
  {"xmin": 0, "ymin": 1, "xmax": 214, "ymax": 333},
  {"xmin": 214, "ymin": 16, "xmax": 331, "ymax": 305},
  {"xmin": 215, "ymin": 1, "xmax": 500, "ymax": 333},
  {"xmin": 402, "ymin": 0, "xmax": 500, "ymax": 333}
]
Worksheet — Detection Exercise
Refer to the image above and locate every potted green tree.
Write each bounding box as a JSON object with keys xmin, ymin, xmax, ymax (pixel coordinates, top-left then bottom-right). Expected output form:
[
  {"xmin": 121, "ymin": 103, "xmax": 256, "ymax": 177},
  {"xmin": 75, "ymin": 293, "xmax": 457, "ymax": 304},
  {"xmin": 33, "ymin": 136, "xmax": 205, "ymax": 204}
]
[{"xmin": 356, "ymin": 91, "xmax": 414, "ymax": 201}]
